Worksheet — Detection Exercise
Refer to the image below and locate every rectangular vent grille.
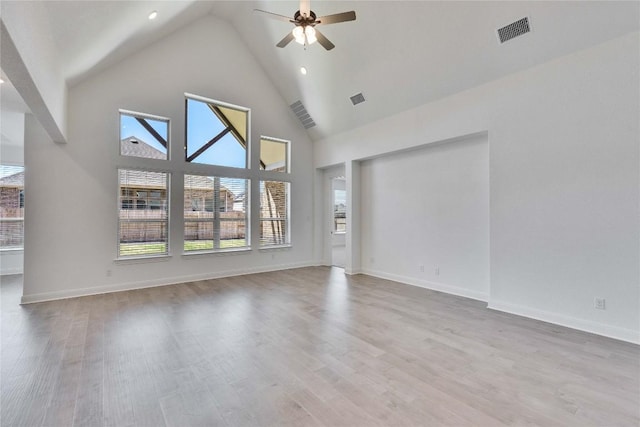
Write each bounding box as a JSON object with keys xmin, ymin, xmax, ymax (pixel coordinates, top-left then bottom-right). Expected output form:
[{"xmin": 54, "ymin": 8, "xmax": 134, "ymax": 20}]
[
  {"xmin": 350, "ymin": 92, "xmax": 365, "ymax": 106},
  {"xmin": 290, "ymin": 100, "xmax": 316, "ymax": 129},
  {"xmin": 497, "ymin": 17, "xmax": 531, "ymax": 43}
]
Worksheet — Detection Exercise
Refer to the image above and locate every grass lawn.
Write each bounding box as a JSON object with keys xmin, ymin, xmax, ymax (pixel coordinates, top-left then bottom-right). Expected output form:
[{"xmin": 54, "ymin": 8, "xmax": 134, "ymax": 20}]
[{"xmin": 119, "ymin": 239, "xmax": 246, "ymax": 256}]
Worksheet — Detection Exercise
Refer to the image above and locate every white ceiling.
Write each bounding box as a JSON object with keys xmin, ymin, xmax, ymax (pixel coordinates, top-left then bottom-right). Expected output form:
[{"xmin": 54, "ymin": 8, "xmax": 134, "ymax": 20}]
[{"xmin": 4, "ymin": 1, "xmax": 640, "ymax": 141}]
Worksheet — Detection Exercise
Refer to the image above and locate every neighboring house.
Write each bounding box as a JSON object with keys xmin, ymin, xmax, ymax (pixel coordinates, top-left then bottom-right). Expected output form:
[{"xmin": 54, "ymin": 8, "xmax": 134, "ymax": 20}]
[{"xmin": 0, "ymin": 171, "xmax": 25, "ymax": 248}]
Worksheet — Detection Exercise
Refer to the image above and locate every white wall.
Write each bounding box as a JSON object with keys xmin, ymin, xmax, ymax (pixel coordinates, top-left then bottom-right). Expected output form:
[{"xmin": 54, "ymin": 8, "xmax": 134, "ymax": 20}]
[
  {"xmin": 315, "ymin": 33, "xmax": 640, "ymax": 343},
  {"xmin": 22, "ymin": 15, "xmax": 315, "ymax": 303},
  {"xmin": 360, "ymin": 134, "xmax": 489, "ymax": 301}
]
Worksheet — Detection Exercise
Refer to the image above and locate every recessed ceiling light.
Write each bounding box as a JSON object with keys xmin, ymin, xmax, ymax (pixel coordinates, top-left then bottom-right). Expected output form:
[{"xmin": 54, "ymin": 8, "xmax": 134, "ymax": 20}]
[
  {"xmin": 148, "ymin": 10, "xmax": 158, "ymax": 20},
  {"xmin": 300, "ymin": 66, "xmax": 307, "ymax": 75}
]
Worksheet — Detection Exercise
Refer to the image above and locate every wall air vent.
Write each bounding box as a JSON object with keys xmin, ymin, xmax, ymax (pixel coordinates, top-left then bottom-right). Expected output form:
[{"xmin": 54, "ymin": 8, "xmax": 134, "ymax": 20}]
[
  {"xmin": 350, "ymin": 92, "xmax": 365, "ymax": 106},
  {"xmin": 290, "ymin": 100, "xmax": 316, "ymax": 129},
  {"xmin": 497, "ymin": 17, "xmax": 531, "ymax": 44}
]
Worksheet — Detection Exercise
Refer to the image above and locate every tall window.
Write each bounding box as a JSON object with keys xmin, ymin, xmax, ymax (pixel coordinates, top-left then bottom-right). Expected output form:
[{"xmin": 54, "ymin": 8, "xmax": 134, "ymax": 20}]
[
  {"xmin": 120, "ymin": 111, "xmax": 169, "ymax": 160},
  {"xmin": 118, "ymin": 170, "xmax": 169, "ymax": 257},
  {"xmin": 184, "ymin": 175, "xmax": 249, "ymax": 251},
  {"xmin": 260, "ymin": 180, "xmax": 290, "ymax": 246},
  {"xmin": 185, "ymin": 95, "xmax": 248, "ymax": 168},
  {"xmin": 334, "ymin": 188, "xmax": 346, "ymax": 233},
  {"xmin": 260, "ymin": 137, "xmax": 289, "ymax": 172},
  {"xmin": 0, "ymin": 165, "xmax": 25, "ymax": 250}
]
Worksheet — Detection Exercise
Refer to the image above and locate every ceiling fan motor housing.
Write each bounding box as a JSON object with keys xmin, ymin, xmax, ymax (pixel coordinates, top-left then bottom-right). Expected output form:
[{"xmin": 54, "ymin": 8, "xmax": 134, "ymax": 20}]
[{"xmin": 294, "ymin": 10, "xmax": 317, "ymax": 26}]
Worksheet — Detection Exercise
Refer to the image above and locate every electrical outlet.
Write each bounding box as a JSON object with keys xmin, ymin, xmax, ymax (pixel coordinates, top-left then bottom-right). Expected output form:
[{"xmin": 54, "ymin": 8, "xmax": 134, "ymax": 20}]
[
  {"xmin": 435, "ymin": 267, "xmax": 440, "ymax": 276},
  {"xmin": 419, "ymin": 265, "xmax": 424, "ymax": 273},
  {"xmin": 370, "ymin": 257, "xmax": 375, "ymax": 264},
  {"xmin": 106, "ymin": 269, "xmax": 112, "ymax": 277},
  {"xmin": 594, "ymin": 298, "xmax": 606, "ymax": 310}
]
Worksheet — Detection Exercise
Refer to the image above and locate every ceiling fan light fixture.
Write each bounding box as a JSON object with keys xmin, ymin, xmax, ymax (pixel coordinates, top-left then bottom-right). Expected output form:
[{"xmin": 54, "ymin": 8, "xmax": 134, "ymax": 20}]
[
  {"xmin": 292, "ymin": 26, "xmax": 305, "ymax": 45},
  {"xmin": 305, "ymin": 26, "xmax": 317, "ymax": 44},
  {"xmin": 292, "ymin": 25, "xmax": 317, "ymax": 45}
]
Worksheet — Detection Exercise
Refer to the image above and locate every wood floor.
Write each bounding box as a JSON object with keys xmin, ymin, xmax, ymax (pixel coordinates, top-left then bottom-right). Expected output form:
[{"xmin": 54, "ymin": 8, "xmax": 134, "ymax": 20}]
[{"xmin": 1, "ymin": 267, "xmax": 638, "ymax": 426}]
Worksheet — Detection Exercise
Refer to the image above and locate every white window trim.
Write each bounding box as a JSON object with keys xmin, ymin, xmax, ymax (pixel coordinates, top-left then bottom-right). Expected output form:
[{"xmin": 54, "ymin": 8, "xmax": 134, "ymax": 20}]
[
  {"xmin": 183, "ymin": 174, "xmax": 251, "ymax": 255},
  {"xmin": 116, "ymin": 168, "xmax": 171, "ymax": 260},
  {"xmin": 259, "ymin": 180, "xmax": 291, "ymax": 248},
  {"xmin": 184, "ymin": 93, "xmax": 251, "ymax": 170},
  {"xmin": 119, "ymin": 109, "xmax": 171, "ymax": 161},
  {"xmin": 260, "ymin": 135, "xmax": 291, "ymax": 174}
]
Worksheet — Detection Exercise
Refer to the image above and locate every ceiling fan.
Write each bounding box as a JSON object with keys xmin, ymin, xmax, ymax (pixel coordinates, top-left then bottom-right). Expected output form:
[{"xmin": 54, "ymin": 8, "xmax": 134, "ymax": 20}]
[{"xmin": 254, "ymin": 0, "xmax": 356, "ymax": 50}]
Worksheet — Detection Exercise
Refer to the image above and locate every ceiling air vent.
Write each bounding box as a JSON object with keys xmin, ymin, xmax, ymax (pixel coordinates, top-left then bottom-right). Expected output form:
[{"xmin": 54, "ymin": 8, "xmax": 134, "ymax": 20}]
[
  {"xmin": 350, "ymin": 92, "xmax": 365, "ymax": 106},
  {"xmin": 290, "ymin": 100, "xmax": 316, "ymax": 129},
  {"xmin": 497, "ymin": 17, "xmax": 531, "ymax": 44}
]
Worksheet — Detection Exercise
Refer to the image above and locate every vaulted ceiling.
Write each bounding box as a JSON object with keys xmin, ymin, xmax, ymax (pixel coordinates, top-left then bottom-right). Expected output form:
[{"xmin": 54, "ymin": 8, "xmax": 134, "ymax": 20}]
[{"xmin": 2, "ymin": 1, "xmax": 639, "ymax": 141}]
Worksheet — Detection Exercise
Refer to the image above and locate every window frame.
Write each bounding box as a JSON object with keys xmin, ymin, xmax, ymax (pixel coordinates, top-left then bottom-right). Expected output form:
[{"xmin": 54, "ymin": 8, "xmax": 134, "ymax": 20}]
[
  {"xmin": 259, "ymin": 136, "xmax": 290, "ymax": 173},
  {"xmin": 184, "ymin": 93, "xmax": 251, "ymax": 170},
  {"xmin": 0, "ymin": 165, "xmax": 25, "ymax": 251},
  {"xmin": 116, "ymin": 168, "xmax": 171, "ymax": 260},
  {"xmin": 119, "ymin": 109, "xmax": 170, "ymax": 161},
  {"xmin": 333, "ymin": 188, "xmax": 347, "ymax": 234},
  {"xmin": 183, "ymin": 174, "xmax": 250, "ymax": 254},
  {"xmin": 259, "ymin": 180, "xmax": 291, "ymax": 248}
]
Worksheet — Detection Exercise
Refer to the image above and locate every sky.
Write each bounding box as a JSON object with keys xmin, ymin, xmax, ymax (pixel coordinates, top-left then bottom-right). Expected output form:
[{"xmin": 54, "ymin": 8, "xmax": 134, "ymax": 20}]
[{"xmin": 120, "ymin": 100, "xmax": 246, "ymax": 168}]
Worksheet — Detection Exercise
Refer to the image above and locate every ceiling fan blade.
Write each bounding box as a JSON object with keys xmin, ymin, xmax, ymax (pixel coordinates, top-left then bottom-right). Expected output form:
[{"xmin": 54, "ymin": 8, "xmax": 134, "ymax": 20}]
[
  {"xmin": 314, "ymin": 29, "xmax": 335, "ymax": 51},
  {"xmin": 276, "ymin": 32, "xmax": 295, "ymax": 48},
  {"xmin": 254, "ymin": 9, "xmax": 293, "ymax": 23},
  {"xmin": 299, "ymin": 0, "xmax": 310, "ymax": 17},
  {"xmin": 316, "ymin": 11, "xmax": 356, "ymax": 25}
]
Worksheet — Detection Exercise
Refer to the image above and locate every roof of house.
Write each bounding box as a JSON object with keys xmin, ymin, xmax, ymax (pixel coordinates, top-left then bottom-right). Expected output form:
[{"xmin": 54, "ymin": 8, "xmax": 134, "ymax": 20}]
[
  {"xmin": 120, "ymin": 136, "xmax": 166, "ymax": 159},
  {"xmin": 0, "ymin": 171, "xmax": 24, "ymax": 188}
]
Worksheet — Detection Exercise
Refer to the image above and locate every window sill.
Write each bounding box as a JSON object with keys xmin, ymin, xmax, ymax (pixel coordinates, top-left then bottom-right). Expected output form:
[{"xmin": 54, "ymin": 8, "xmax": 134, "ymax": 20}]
[
  {"xmin": 114, "ymin": 254, "xmax": 172, "ymax": 264},
  {"xmin": 182, "ymin": 247, "xmax": 251, "ymax": 258},
  {"xmin": 259, "ymin": 244, "xmax": 292, "ymax": 251},
  {"xmin": 333, "ymin": 231, "xmax": 346, "ymax": 235},
  {"xmin": 0, "ymin": 248, "xmax": 24, "ymax": 253}
]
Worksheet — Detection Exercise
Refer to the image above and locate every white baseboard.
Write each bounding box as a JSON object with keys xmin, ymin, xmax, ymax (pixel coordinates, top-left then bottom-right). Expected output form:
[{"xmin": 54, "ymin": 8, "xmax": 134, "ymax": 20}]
[
  {"xmin": 361, "ymin": 268, "xmax": 488, "ymax": 302},
  {"xmin": 488, "ymin": 299, "xmax": 640, "ymax": 345},
  {"xmin": 20, "ymin": 261, "xmax": 315, "ymax": 304}
]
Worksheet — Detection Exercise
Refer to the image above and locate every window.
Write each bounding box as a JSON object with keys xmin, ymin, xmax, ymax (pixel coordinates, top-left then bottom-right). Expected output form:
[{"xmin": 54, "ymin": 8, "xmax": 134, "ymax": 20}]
[
  {"xmin": 0, "ymin": 165, "xmax": 25, "ymax": 250},
  {"xmin": 120, "ymin": 111, "xmax": 169, "ymax": 160},
  {"xmin": 184, "ymin": 175, "xmax": 249, "ymax": 252},
  {"xmin": 260, "ymin": 137, "xmax": 289, "ymax": 172},
  {"xmin": 185, "ymin": 95, "xmax": 248, "ymax": 168},
  {"xmin": 260, "ymin": 180, "xmax": 290, "ymax": 246},
  {"xmin": 334, "ymin": 189, "xmax": 346, "ymax": 233},
  {"xmin": 118, "ymin": 169, "xmax": 169, "ymax": 257}
]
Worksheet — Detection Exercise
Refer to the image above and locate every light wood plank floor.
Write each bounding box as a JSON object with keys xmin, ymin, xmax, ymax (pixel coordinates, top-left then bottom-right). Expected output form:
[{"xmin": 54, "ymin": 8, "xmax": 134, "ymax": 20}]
[{"xmin": 1, "ymin": 267, "xmax": 638, "ymax": 426}]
